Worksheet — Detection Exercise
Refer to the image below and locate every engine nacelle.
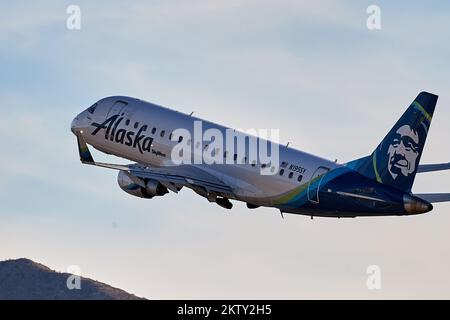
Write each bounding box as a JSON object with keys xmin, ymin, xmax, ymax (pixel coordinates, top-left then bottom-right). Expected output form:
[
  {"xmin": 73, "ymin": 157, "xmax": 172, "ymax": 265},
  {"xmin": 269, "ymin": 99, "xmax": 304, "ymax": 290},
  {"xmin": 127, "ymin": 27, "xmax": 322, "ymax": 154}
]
[{"xmin": 117, "ymin": 171, "xmax": 168, "ymax": 199}]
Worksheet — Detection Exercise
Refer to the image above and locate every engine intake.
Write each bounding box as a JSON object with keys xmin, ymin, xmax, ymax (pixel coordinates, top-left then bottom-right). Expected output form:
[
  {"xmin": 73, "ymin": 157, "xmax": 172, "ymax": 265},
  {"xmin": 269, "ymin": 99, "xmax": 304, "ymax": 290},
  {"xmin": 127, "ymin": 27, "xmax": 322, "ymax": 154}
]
[{"xmin": 117, "ymin": 171, "xmax": 168, "ymax": 199}]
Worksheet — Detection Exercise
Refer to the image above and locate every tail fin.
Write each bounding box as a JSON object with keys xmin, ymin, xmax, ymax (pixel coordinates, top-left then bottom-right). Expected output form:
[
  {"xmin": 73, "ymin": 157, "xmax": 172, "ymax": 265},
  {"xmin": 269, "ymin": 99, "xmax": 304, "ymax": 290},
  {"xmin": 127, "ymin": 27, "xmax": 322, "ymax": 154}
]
[{"xmin": 350, "ymin": 92, "xmax": 438, "ymax": 192}]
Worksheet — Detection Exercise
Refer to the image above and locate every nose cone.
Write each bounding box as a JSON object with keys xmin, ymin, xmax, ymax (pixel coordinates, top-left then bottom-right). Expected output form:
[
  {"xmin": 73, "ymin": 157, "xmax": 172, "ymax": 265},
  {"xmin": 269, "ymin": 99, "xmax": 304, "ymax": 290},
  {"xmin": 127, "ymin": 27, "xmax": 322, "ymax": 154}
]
[
  {"xmin": 71, "ymin": 110, "xmax": 88, "ymax": 135},
  {"xmin": 403, "ymin": 194, "xmax": 433, "ymax": 215},
  {"xmin": 71, "ymin": 117, "xmax": 80, "ymax": 135}
]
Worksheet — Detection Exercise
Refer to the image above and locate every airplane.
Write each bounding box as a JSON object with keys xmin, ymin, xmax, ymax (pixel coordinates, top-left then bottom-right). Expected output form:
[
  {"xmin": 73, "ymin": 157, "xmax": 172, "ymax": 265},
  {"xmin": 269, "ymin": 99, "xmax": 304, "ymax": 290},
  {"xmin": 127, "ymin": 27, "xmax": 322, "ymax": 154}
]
[{"xmin": 71, "ymin": 91, "xmax": 450, "ymax": 218}]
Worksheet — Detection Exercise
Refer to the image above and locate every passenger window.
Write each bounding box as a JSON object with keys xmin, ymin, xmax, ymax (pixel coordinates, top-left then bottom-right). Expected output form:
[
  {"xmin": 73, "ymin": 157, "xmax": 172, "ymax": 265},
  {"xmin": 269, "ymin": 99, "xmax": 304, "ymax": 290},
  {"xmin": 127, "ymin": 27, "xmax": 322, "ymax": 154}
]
[
  {"xmin": 169, "ymin": 133, "xmax": 173, "ymax": 140},
  {"xmin": 233, "ymin": 154, "xmax": 238, "ymax": 161},
  {"xmin": 152, "ymin": 128, "xmax": 156, "ymax": 134},
  {"xmin": 288, "ymin": 172, "xmax": 294, "ymax": 179},
  {"xmin": 279, "ymin": 169, "xmax": 285, "ymax": 176},
  {"xmin": 178, "ymin": 136, "xmax": 183, "ymax": 143},
  {"xmin": 160, "ymin": 130, "xmax": 165, "ymax": 137},
  {"xmin": 297, "ymin": 175, "xmax": 303, "ymax": 182},
  {"xmin": 134, "ymin": 122, "xmax": 139, "ymax": 129},
  {"xmin": 125, "ymin": 119, "xmax": 130, "ymax": 126},
  {"xmin": 251, "ymin": 161, "xmax": 256, "ymax": 167}
]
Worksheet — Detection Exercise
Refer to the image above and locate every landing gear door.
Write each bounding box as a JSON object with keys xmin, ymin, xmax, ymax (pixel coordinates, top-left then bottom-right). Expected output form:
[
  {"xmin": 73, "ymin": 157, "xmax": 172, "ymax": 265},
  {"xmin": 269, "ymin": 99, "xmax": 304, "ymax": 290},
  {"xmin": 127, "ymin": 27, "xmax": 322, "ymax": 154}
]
[{"xmin": 307, "ymin": 166, "xmax": 330, "ymax": 204}]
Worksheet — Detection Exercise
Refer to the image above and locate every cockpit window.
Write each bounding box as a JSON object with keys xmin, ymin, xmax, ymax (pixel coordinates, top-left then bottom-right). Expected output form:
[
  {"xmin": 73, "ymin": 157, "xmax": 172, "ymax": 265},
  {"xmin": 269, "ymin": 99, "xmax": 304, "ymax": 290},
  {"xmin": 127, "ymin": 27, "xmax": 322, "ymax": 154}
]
[{"xmin": 88, "ymin": 103, "xmax": 97, "ymax": 114}]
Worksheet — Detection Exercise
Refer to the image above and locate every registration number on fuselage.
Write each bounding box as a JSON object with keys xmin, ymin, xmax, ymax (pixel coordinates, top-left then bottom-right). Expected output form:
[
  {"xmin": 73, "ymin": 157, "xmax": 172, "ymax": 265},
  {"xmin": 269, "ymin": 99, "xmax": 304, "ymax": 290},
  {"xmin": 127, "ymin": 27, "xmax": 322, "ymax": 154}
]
[{"xmin": 288, "ymin": 164, "xmax": 306, "ymax": 174}]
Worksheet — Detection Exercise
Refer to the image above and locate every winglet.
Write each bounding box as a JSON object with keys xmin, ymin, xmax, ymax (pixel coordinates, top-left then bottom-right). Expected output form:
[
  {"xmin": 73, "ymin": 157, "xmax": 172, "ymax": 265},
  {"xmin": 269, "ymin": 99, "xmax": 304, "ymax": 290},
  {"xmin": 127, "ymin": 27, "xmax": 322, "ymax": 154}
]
[
  {"xmin": 76, "ymin": 134, "xmax": 95, "ymax": 163},
  {"xmin": 75, "ymin": 134, "xmax": 131, "ymax": 171}
]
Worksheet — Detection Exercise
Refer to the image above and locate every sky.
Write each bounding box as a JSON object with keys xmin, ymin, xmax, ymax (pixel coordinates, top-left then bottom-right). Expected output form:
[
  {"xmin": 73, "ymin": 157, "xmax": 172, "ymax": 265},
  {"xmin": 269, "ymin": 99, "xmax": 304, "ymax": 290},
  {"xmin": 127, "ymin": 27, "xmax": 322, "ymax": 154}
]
[{"xmin": 1, "ymin": 0, "xmax": 450, "ymax": 299}]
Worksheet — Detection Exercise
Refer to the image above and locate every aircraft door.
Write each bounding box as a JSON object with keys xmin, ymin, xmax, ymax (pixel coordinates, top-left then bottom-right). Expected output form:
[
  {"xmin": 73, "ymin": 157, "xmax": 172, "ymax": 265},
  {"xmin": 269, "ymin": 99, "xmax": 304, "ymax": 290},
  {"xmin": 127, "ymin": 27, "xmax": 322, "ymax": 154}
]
[{"xmin": 307, "ymin": 166, "xmax": 330, "ymax": 204}]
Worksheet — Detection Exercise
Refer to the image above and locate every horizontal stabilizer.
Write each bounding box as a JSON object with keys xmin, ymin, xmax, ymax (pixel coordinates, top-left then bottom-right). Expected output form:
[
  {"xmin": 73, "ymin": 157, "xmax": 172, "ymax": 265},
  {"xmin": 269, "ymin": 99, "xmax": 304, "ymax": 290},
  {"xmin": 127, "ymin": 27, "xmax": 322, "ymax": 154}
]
[
  {"xmin": 415, "ymin": 193, "xmax": 450, "ymax": 203},
  {"xmin": 417, "ymin": 162, "xmax": 450, "ymax": 173}
]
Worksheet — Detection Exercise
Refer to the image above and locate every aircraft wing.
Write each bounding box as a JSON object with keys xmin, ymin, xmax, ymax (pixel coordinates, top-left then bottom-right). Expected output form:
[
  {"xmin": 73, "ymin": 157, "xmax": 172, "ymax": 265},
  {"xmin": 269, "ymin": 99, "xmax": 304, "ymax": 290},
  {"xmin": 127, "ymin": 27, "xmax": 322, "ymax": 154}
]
[
  {"xmin": 128, "ymin": 164, "xmax": 234, "ymax": 196},
  {"xmin": 417, "ymin": 162, "xmax": 450, "ymax": 173},
  {"xmin": 76, "ymin": 134, "xmax": 234, "ymax": 197},
  {"xmin": 415, "ymin": 193, "xmax": 450, "ymax": 203}
]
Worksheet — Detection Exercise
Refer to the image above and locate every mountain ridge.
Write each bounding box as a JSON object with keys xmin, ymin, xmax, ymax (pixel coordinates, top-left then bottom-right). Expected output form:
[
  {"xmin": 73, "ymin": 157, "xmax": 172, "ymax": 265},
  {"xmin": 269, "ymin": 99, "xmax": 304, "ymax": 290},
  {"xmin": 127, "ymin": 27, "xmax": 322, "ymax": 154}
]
[{"xmin": 0, "ymin": 258, "xmax": 145, "ymax": 300}]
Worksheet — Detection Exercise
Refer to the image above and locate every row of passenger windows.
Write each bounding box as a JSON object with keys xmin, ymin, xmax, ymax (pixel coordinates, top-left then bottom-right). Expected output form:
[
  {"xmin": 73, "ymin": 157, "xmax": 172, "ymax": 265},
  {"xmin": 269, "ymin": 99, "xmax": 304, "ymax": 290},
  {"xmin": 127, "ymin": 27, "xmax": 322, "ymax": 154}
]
[
  {"xmin": 279, "ymin": 169, "xmax": 303, "ymax": 182},
  {"xmin": 124, "ymin": 120, "xmax": 184, "ymax": 142},
  {"xmin": 124, "ymin": 120, "xmax": 303, "ymax": 182}
]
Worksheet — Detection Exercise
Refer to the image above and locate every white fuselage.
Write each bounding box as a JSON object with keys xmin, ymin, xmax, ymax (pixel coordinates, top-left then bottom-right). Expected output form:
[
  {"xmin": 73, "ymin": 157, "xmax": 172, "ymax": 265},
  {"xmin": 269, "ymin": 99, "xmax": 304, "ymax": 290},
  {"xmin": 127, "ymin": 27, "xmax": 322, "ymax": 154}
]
[{"xmin": 76, "ymin": 96, "xmax": 340, "ymax": 206}]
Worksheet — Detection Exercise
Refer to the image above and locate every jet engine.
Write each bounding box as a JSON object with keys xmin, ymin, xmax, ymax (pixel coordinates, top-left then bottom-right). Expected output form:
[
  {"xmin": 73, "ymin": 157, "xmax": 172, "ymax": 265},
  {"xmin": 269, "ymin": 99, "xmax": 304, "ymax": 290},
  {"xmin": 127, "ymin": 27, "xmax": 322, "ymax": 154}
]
[{"xmin": 117, "ymin": 171, "xmax": 168, "ymax": 199}]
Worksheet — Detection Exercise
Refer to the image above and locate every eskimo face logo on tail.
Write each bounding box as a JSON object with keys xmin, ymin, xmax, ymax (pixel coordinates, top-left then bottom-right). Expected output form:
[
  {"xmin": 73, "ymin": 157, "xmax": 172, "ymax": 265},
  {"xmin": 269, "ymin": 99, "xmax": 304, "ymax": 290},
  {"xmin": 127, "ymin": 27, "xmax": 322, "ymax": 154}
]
[
  {"xmin": 91, "ymin": 114, "xmax": 153, "ymax": 154},
  {"xmin": 387, "ymin": 124, "xmax": 419, "ymax": 180}
]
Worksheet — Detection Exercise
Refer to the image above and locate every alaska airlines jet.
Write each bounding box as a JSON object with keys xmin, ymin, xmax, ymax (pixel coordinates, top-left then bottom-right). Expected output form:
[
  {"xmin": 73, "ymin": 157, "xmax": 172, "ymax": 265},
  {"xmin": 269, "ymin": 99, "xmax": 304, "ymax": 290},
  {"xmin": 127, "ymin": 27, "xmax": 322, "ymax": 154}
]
[{"xmin": 71, "ymin": 92, "xmax": 450, "ymax": 218}]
